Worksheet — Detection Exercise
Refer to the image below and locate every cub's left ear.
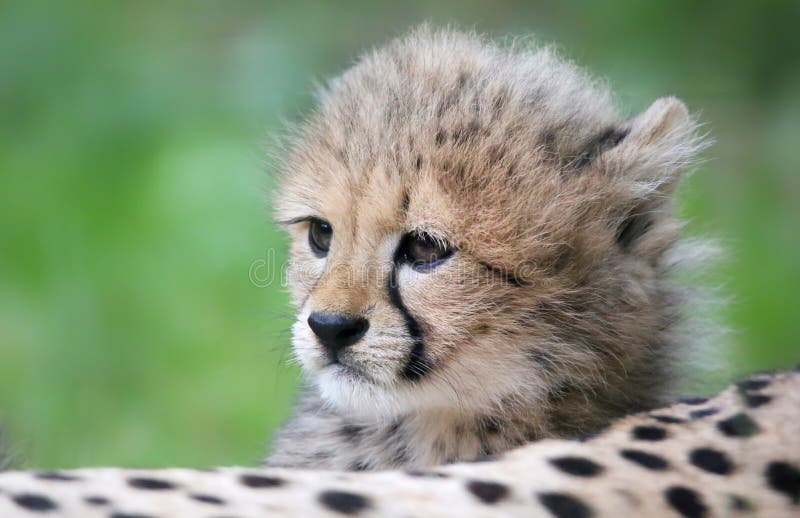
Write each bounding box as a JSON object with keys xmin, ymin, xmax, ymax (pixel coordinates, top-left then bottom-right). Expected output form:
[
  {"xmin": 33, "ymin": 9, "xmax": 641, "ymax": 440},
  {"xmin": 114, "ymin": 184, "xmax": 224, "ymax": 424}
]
[{"xmin": 602, "ymin": 96, "xmax": 707, "ymax": 197}]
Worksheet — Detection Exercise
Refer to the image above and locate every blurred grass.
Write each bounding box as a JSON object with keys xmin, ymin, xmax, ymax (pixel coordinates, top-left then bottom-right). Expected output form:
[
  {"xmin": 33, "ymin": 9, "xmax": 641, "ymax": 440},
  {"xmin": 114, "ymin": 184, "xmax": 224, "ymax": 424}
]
[{"xmin": 0, "ymin": 1, "xmax": 798, "ymax": 468}]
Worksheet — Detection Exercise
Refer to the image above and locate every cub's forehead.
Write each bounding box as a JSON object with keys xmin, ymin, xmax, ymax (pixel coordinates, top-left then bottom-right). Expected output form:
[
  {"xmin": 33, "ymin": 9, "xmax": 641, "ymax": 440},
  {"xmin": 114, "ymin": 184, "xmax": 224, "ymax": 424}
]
[{"xmin": 276, "ymin": 28, "xmax": 621, "ymax": 236}]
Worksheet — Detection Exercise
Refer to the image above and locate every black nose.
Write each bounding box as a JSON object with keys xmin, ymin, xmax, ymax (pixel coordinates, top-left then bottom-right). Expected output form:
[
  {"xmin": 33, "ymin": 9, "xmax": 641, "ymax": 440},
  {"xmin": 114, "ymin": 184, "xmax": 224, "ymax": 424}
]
[{"xmin": 307, "ymin": 312, "xmax": 369, "ymax": 357}]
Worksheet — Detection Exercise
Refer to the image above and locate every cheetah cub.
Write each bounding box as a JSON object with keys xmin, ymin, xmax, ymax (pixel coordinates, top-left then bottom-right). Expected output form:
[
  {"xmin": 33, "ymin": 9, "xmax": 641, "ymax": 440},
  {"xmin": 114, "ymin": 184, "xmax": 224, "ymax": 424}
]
[{"xmin": 267, "ymin": 27, "xmax": 708, "ymax": 470}]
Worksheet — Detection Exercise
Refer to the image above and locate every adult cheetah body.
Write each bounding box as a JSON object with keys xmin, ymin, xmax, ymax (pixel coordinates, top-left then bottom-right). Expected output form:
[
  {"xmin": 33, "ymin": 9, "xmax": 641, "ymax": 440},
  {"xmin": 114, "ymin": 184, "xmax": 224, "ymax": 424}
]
[{"xmin": 1, "ymin": 370, "xmax": 797, "ymax": 517}]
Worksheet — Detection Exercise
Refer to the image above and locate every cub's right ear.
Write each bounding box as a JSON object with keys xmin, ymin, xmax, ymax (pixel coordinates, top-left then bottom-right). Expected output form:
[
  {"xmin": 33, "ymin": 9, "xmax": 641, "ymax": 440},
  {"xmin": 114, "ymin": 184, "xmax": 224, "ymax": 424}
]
[{"xmin": 602, "ymin": 96, "xmax": 708, "ymax": 198}]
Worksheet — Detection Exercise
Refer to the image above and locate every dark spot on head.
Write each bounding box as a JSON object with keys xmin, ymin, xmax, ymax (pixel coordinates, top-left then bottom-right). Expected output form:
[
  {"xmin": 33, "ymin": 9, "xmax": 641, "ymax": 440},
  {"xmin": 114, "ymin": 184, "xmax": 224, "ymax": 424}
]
[
  {"xmin": 549, "ymin": 456, "xmax": 604, "ymax": 477},
  {"xmin": 537, "ymin": 492, "xmax": 592, "ymax": 518},
  {"xmin": 690, "ymin": 448, "xmax": 734, "ymax": 475},
  {"xmin": 190, "ymin": 493, "xmax": 225, "ymax": 505},
  {"xmin": 744, "ymin": 394, "xmax": 772, "ymax": 408},
  {"xmin": 12, "ymin": 493, "xmax": 58, "ymax": 512},
  {"xmin": 737, "ymin": 378, "xmax": 770, "ymax": 392},
  {"xmin": 689, "ymin": 408, "xmax": 719, "ymax": 419},
  {"xmin": 650, "ymin": 415, "xmax": 685, "ymax": 424},
  {"xmin": 665, "ymin": 486, "xmax": 708, "ymax": 518},
  {"xmin": 616, "ymin": 210, "xmax": 653, "ymax": 251},
  {"xmin": 717, "ymin": 413, "xmax": 760, "ymax": 438},
  {"xmin": 435, "ymin": 129, "xmax": 446, "ymax": 146},
  {"xmin": 567, "ymin": 126, "xmax": 629, "ymax": 170},
  {"xmin": 239, "ymin": 474, "xmax": 285, "ymax": 488},
  {"xmin": 348, "ymin": 460, "xmax": 369, "ymax": 472},
  {"xmin": 318, "ymin": 490, "xmax": 371, "ymax": 515},
  {"xmin": 765, "ymin": 461, "xmax": 800, "ymax": 504},
  {"xmin": 632, "ymin": 425, "xmax": 668, "ymax": 441},
  {"xmin": 728, "ymin": 494, "xmax": 755, "ymax": 512},
  {"xmin": 35, "ymin": 471, "xmax": 81, "ymax": 481},
  {"xmin": 414, "ymin": 155, "xmax": 422, "ymax": 171},
  {"xmin": 127, "ymin": 477, "xmax": 176, "ymax": 490},
  {"xmin": 466, "ymin": 480, "xmax": 509, "ymax": 504},
  {"xmin": 339, "ymin": 424, "xmax": 364, "ymax": 441},
  {"xmin": 620, "ymin": 449, "xmax": 670, "ymax": 470},
  {"xmin": 680, "ymin": 397, "xmax": 710, "ymax": 405},
  {"xmin": 84, "ymin": 495, "xmax": 110, "ymax": 506},
  {"xmin": 477, "ymin": 415, "xmax": 502, "ymax": 435}
]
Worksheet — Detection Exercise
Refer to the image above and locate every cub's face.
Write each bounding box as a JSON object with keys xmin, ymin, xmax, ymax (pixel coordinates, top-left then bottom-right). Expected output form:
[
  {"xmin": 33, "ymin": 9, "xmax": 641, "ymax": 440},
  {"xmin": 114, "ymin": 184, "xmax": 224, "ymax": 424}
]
[{"xmin": 274, "ymin": 31, "xmax": 697, "ymax": 420}]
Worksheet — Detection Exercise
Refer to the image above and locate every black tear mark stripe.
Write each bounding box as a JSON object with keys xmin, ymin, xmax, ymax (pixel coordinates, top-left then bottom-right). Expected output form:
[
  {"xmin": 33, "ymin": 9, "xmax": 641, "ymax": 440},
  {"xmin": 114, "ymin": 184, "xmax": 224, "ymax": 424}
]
[
  {"xmin": 387, "ymin": 261, "xmax": 430, "ymax": 381},
  {"xmin": 478, "ymin": 261, "xmax": 530, "ymax": 287}
]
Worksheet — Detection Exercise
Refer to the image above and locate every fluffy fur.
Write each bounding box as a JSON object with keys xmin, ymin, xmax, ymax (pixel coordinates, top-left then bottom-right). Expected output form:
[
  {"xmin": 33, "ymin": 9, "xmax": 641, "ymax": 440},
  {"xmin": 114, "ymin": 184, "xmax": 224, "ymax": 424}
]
[{"xmin": 267, "ymin": 26, "xmax": 709, "ymax": 470}]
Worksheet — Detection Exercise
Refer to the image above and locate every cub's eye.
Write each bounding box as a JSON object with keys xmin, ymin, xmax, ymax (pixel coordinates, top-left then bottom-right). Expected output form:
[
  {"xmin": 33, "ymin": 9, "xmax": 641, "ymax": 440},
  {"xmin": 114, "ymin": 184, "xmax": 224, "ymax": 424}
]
[
  {"xmin": 308, "ymin": 218, "xmax": 332, "ymax": 257},
  {"xmin": 400, "ymin": 232, "xmax": 454, "ymax": 271}
]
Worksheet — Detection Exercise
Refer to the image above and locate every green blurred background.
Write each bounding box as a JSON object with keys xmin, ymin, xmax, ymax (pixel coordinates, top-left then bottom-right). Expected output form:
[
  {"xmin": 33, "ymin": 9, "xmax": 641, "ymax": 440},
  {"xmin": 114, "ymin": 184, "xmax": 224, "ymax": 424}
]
[{"xmin": 1, "ymin": 1, "xmax": 798, "ymax": 468}]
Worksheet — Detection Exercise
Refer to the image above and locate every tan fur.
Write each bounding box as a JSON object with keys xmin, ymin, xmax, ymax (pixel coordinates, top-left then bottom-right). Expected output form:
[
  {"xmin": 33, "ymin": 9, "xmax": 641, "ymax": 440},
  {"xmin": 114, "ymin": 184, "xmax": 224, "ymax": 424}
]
[{"xmin": 268, "ymin": 27, "xmax": 709, "ymax": 470}]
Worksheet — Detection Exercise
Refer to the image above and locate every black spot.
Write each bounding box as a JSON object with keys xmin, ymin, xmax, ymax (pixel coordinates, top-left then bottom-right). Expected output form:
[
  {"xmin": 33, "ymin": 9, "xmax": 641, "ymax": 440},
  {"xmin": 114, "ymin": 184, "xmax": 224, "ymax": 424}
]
[
  {"xmin": 737, "ymin": 378, "xmax": 770, "ymax": 392},
  {"xmin": 690, "ymin": 448, "xmax": 734, "ymax": 475},
  {"xmin": 549, "ymin": 456, "xmax": 604, "ymax": 477},
  {"xmin": 466, "ymin": 480, "xmax": 509, "ymax": 504},
  {"xmin": 318, "ymin": 490, "xmax": 371, "ymax": 515},
  {"xmin": 84, "ymin": 495, "xmax": 110, "ymax": 506},
  {"xmin": 12, "ymin": 493, "xmax": 58, "ymax": 512},
  {"xmin": 435, "ymin": 129, "xmax": 446, "ymax": 146},
  {"xmin": 744, "ymin": 394, "xmax": 772, "ymax": 408},
  {"xmin": 127, "ymin": 477, "xmax": 176, "ymax": 490},
  {"xmin": 717, "ymin": 413, "xmax": 760, "ymax": 438},
  {"xmin": 620, "ymin": 449, "xmax": 670, "ymax": 470},
  {"xmin": 689, "ymin": 408, "xmax": 719, "ymax": 419},
  {"xmin": 239, "ymin": 474, "xmax": 285, "ymax": 488},
  {"xmin": 650, "ymin": 415, "xmax": 685, "ymax": 424},
  {"xmin": 765, "ymin": 461, "xmax": 800, "ymax": 504},
  {"xmin": 538, "ymin": 492, "xmax": 592, "ymax": 518},
  {"xmin": 35, "ymin": 471, "xmax": 81, "ymax": 481},
  {"xmin": 728, "ymin": 494, "xmax": 755, "ymax": 512},
  {"xmin": 680, "ymin": 397, "xmax": 710, "ymax": 405},
  {"xmin": 632, "ymin": 425, "xmax": 668, "ymax": 441},
  {"xmin": 190, "ymin": 493, "xmax": 225, "ymax": 505},
  {"xmin": 665, "ymin": 486, "xmax": 708, "ymax": 518},
  {"xmin": 414, "ymin": 155, "xmax": 422, "ymax": 171}
]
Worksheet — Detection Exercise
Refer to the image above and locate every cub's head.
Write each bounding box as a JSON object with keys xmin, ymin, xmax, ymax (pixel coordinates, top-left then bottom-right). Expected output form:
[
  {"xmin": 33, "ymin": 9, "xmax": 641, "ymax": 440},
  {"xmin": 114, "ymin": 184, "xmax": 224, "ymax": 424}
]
[{"xmin": 275, "ymin": 28, "xmax": 705, "ymax": 422}]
